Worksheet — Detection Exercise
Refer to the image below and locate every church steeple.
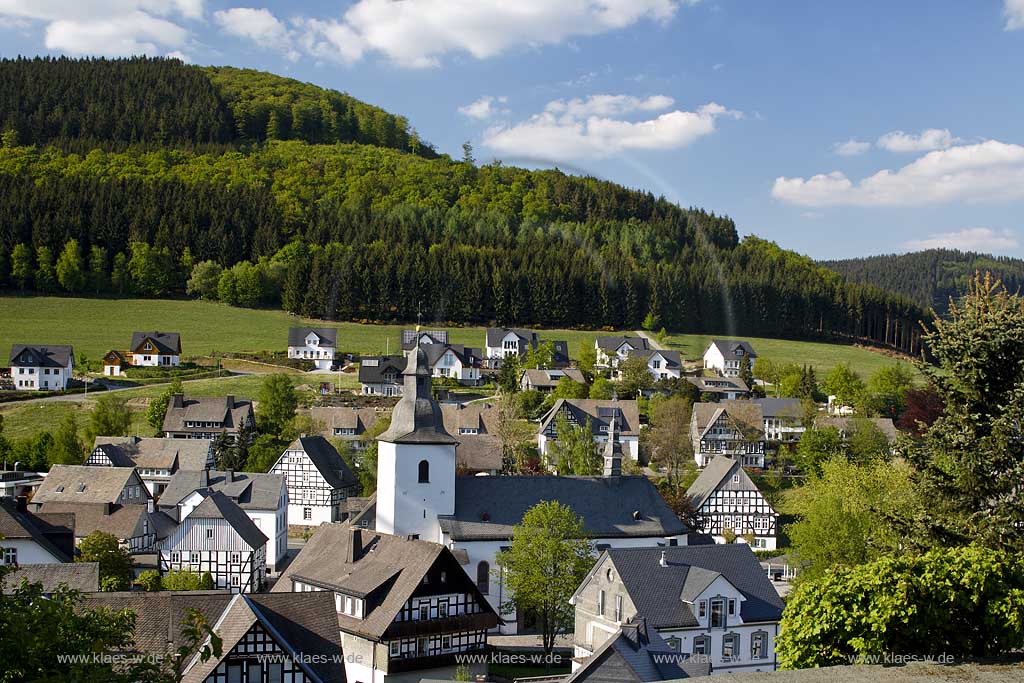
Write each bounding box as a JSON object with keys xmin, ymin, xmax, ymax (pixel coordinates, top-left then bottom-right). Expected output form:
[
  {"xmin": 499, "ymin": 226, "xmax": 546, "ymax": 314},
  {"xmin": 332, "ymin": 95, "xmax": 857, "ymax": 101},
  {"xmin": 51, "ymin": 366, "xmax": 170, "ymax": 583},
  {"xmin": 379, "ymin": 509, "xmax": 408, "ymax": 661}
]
[{"xmin": 378, "ymin": 346, "xmax": 457, "ymax": 445}]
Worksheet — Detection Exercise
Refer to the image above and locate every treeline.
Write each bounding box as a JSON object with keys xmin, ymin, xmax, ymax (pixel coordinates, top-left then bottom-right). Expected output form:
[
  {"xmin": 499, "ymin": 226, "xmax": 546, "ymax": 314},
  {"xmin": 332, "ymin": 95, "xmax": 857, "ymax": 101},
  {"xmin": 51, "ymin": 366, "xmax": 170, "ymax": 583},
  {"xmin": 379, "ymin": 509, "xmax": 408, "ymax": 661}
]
[
  {"xmin": 822, "ymin": 248, "xmax": 1024, "ymax": 314},
  {"xmin": 0, "ymin": 57, "xmax": 435, "ymax": 156}
]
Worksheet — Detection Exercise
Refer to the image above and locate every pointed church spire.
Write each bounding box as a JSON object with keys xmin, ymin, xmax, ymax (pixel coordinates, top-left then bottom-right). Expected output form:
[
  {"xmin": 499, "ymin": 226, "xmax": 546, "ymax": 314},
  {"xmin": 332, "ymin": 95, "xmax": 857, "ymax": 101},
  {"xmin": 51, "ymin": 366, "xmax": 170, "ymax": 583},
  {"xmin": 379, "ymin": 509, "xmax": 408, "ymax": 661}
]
[{"xmin": 378, "ymin": 345, "xmax": 456, "ymax": 444}]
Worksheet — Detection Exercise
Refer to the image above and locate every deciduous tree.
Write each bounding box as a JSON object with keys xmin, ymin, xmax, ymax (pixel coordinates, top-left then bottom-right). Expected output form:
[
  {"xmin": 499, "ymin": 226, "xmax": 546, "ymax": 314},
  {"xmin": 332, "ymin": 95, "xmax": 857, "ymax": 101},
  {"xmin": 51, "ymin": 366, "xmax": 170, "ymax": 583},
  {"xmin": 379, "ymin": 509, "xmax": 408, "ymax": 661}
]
[{"xmin": 77, "ymin": 531, "xmax": 134, "ymax": 591}]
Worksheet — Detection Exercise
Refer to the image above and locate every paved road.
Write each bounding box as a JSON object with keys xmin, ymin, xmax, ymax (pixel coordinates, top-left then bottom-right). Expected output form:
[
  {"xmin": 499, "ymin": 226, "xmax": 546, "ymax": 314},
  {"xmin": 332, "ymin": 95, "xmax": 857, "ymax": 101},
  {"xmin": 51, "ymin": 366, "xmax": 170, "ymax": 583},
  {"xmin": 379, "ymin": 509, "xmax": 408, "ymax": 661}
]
[{"xmin": 634, "ymin": 329, "xmax": 666, "ymax": 350}]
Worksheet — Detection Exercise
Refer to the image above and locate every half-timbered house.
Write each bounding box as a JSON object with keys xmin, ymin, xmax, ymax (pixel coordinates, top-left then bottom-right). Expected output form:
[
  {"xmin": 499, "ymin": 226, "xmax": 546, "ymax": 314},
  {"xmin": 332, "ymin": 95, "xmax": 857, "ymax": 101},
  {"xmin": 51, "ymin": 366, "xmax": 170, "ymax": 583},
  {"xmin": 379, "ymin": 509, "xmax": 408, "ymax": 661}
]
[
  {"xmin": 158, "ymin": 491, "xmax": 268, "ymax": 593},
  {"xmin": 686, "ymin": 456, "xmax": 778, "ymax": 550},
  {"xmin": 270, "ymin": 435, "xmax": 359, "ymax": 527},
  {"xmin": 87, "ymin": 436, "xmax": 214, "ymax": 497},
  {"xmin": 536, "ymin": 399, "xmax": 642, "ymax": 462},
  {"xmin": 690, "ymin": 403, "xmax": 767, "ymax": 469}
]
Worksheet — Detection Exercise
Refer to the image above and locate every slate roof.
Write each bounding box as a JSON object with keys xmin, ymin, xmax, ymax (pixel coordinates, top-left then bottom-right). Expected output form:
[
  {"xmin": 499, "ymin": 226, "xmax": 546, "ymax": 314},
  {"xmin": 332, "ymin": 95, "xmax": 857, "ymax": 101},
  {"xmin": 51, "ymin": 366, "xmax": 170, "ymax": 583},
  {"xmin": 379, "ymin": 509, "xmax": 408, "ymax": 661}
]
[
  {"xmin": 440, "ymin": 403, "xmax": 503, "ymax": 472},
  {"xmin": 92, "ymin": 436, "xmax": 213, "ymax": 471},
  {"xmin": 486, "ymin": 327, "xmax": 539, "ymax": 349},
  {"xmin": 3, "ymin": 562, "xmax": 99, "ymax": 594},
  {"xmin": 310, "ymin": 406, "xmax": 382, "ymax": 436},
  {"xmin": 815, "ymin": 416, "xmax": 899, "ymax": 442},
  {"xmin": 39, "ymin": 502, "xmax": 176, "ymax": 541},
  {"xmin": 358, "ymin": 354, "xmax": 407, "ymax": 384},
  {"xmin": 538, "ymin": 399, "xmax": 641, "ymax": 438},
  {"xmin": 751, "ymin": 397, "xmax": 804, "ymax": 419},
  {"xmin": 33, "ymin": 465, "xmax": 143, "ymax": 506},
  {"xmin": 180, "ymin": 491, "xmax": 268, "ymax": 550},
  {"xmin": 687, "ymin": 376, "xmax": 750, "ymax": 395},
  {"xmin": 8, "ymin": 344, "xmax": 74, "ymax": 368},
  {"xmin": 159, "ymin": 470, "xmax": 285, "ymax": 511},
  {"xmin": 130, "ymin": 331, "xmax": 180, "ymax": 355},
  {"xmin": 284, "ymin": 436, "xmax": 358, "ymax": 490},
  {"xmin": 629, "ymin": 349, "xmax": 683, "ymax": 368},
  {"xmin": 521, "ymin": 368, "xmax": 587, "ymax": 390},
  {"xmin": 685, "ymin": 456, "xmax": 741, "ymax": 508},
  {"xmin": 183, "ymin": 592, "xmax": 344, "ymax": 683},
  {"xmin": 691, "ymin": 402, "xmax": 764, "ymax": 439},
  {"xmin": 400, "ymin": 329, "xmax": 448, "ymax": 350},
  {"xmin": 596, "ymin": 336, "xmax": 650, "ymax": 353},
  {"xmin": 0, "ymin": 497, "xmax": 74, "ymax": 562},
  {"xmin": 420, "ymin": 342, "xmax": 483, "ymax": 368},
  {"xmin": 707, "ymin": 339, "xmax": 757, "ymax": 359},
  {"xmin": 378, "ymin": 348, "xmax": 457, "ymax": 445},
  {"xmin": 605, "ymin": 545, "xmax": 784, "ymax": 629},
  {"xmin": 162, "ymin": 395, "xmax": 254, "ymax": 434},
  {"xmin": 287, "ymin": 327, "xmax": 338, "ymax": 347},
  {"xmin": 567, "ymin": 620, "xmax": 710, "ymax": 682},
  {"xmin": 551, "ymin": 340, "xmax": 571, "ymax": 367},
  {"xmin": 439, "ymin": 476, "xmax": 688, "ymax": 541},
  {"xmin": 274, "ymin": 524, "xmax": 498, "ymax": 641}
]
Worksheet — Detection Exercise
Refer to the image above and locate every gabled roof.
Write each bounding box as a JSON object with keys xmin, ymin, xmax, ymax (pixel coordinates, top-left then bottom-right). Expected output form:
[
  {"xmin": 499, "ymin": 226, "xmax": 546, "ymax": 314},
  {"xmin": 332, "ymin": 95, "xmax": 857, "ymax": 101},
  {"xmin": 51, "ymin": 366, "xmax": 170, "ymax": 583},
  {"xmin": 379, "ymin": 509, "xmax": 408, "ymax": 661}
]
[
  {"xmin": 752, "ymin": 397, "xmax": 804, "ymax": 419},
  {"xmin": 92, "ymin": 436, "xmax": 212, "ymax": 471},
  {"xmin": 283, "ymin": 436, "xmax": 357, "ymax": 490},
  {"xmin": 358, "ymin": 354, "xmax": 407, "ymax": 384},
  {"xmin": 273, "ymin": 524, "xmax": 498, "ymax": 641},
  {"xmin": 162, "ymin": 395, "xmax": 253, "ymax": 433},
  {"xmin": 706, "ymin": 339, "xmax": 757, "ymax": 359},
  {"xmin": 310, "ymin": 406, "xmax": 382, "ymax": 435},
  {"xmin": 9, "ymin": 344, "xmax": 74, "ymax": 368},
  {"xmin": 180, "ymin": 491, "xmax": 268, "ymax": 550},
  {"xmin": 0, "ymin": 498, "xmax": 74, "ymax": 562},
  {"xmin": 538, "ymin": 399, "xmax": 641, "ymax": 438},
  {"xmin": 596, "ymin": 335, "xmax": 650, "ymax": 353},
  {"xmin": 421, "ymin": 342, "xmax": 483, "ymax": 368},
  {"xmin": 287, "ymin": 327, "xmax": 337, "ymax": 347},
  {"xmin": 691, "ymin": 402, "xmax": 764, "ymax": 440},
  {"xmin": 90, "ymin": 443, "xmax": 137, "ymax": 467},
  {"xmin": 160, "ymin": 470, "xmax": 285, "ymax": 511},
  {"xmin": 566, "ymin": 620, "xmax": 710, "ymax": 682},
  {"xmin": 2, "ymin": 562, "xmax": 99, "ymax": 594},
  {"xmin": 39, "ymin": 502, "xmax": 177, "ymax": 541},
  {"xmin": 440, "ymin": 403, "xmax": 503, "ymax": 472},
  {"xmin": 685, "ymin": 456, "xmax": 742, "ymax": 508},
  {"xmin": 629, "ymin": 349, "xmax": 682, "ymax": 368},
  {"xmin": 439, "ymin": 475, "xmax": 688, "ymax": 541},
  {"xmin": 815, "ymin": 416, "xmax": 899, "ymax": 442},
  {"xmin": 400, "ymin": 329, "xmax": 448, "ymax": 350},
  {"xmin": 102, "ymin": 349, "xmax": 127, "ymax": 364},
  {"xmin": 485, "ymin": 328, "xmax": 539, "ymax": 349},
  {"xmin": 183, "ymin": 592, "xmax": 344, "ymax": 683},
  {"xmin": 604, "ymin": 545, "xmax": 784, "ymax": 629},
  {"xmin": 130, "ymin": 331, "xmax": 180, "ymax": 355},
  {"xmin": 33, "ymin": 465, "xmax": 144, "ymax": 505},
  {"xmin": 521, "ymin": 367, "xmax": 587, "ymax": 389},
  {"xmin": 687, "ymin": 376, "xmax": 749, "ymax": 394}
]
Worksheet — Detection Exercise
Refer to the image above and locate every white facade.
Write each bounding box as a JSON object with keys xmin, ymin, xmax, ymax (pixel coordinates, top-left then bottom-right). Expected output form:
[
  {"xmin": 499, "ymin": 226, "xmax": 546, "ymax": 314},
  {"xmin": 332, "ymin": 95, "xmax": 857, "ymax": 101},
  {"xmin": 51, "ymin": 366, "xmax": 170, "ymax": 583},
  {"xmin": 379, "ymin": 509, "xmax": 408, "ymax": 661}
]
[
  {"xmin": 159, "ymin": 515, "xmax": 266, "ymax": 593},
  {"xmin": 288, "ymin": 331, "xmax": 336, "ymax": 371},
  {"xmin": 595, "ymin": 340, "xmax": 638, "ymax": 369},
  {"xmin": 432, "ymin": 349, "xmax": 479, "ymax": 384},
  {"xmin": 177, "ymin": 490, "xmax": 287, "ymax": 572},
  {"xmin": 376, "ymin": 442, "xmax": 455, "ymax": 543},
  {"xmin": 270, "ymin": 446, "xmax": 356, "ymax": 528},
  {"xmin": 536, "ymin": 432, "xmax": 640, "ymax": 462},
  {"xmin": 12, "ymin": 363, "xmax": 72, "ymax": 391},
  {"xmin": 703, "ymin": 343, "xmax": 754, "ymax": 379},
  {"xmin": 132, "ymin": 352, "xmax": 179, "ymax": 367},
  {"xmin": 486, "ymin": 331, "xmax": 527, "ymax": 359},
  {"xmin": 0, "ymin": 537, "xmax": 65, "ymax": 565}
]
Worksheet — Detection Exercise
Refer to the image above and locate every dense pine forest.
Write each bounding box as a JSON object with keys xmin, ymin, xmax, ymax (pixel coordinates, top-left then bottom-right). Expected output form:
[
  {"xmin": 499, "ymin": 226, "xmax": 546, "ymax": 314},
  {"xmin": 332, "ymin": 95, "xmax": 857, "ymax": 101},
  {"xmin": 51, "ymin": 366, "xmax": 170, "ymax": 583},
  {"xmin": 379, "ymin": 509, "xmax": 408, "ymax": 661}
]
[
  {"xmin": 823, "ymin": 249, "xmax": 1024, "ymax": 314},
  {"xmin": 0, "ymin": 57, "xmax": 928, "ymax": 354}
]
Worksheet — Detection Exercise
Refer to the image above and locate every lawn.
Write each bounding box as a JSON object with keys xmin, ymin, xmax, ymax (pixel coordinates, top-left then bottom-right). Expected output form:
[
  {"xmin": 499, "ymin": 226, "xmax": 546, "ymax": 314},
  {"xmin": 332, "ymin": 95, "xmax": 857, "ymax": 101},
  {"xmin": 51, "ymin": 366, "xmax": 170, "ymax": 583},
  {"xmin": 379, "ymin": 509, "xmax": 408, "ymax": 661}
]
[{"xmin": 662, "ymin": 332, "xmax": 917, "ymax": 379}]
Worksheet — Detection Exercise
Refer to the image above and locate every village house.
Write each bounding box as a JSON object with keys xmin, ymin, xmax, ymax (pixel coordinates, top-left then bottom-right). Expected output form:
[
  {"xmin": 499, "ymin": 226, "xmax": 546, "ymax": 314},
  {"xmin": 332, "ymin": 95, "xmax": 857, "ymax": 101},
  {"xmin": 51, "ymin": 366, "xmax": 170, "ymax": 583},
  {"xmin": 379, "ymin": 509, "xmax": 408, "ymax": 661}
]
[
  {"xmin": 686, "ymin": 456, "xmax": 779, "ymax": 550},
  {"xmin": 287, "ymin": 327, "xmax": 338, "ymax": 371},
  {"xmin": 420, "ymin": 342, "xmax": 483, "ymax": 386},
  {"xmin": 84, "ymin": 590, "xmax": 344, "ymax": 683},
  {"xmin": 536, "ymin": 398, "xmax": 642, "ymax": 462},
  {"xmin": 690, "ymin": 402, "xmax": 767, "ymax": 469},
  {"xmin": 571, "ymin": 544, "xmax": 784, "ymax": 675},
  {"xmin": 687, "ymin": 376, "xmax": 751, "ymax": 401},
  {"xmin": 595, "ymin": 335, "xmax": 650, "ymax": 369},
  {"xmin": 38, "ymin": 500, "xmax": 177, "ymax": 553},
  {"xmin": 566, "ymin": 618, "xmax": 711, "ymax": 681},
  {"xmin": 703, "ymin": 340, "xmax": 757, "ymax": 378},
  {"xmin": 484, "ymin": 328, "xmax": 570, "ymax": 368},
  {"xmin": 752, "ymin": 398, "xmax": 807, "ymax": 443},
  {"xmin": 401, "ymin": 328, "xmax": 448, "ymax": 350},
  {"xmin": 162, "ymin": 394, "xmax": 255, "ymax": 441},
  {"xmin": 815, "ymin": 415, "xmax": 899, "ymax": 444},
  {"xmin": 439, "ymin": 402, "xmax": 503, "ymax": 475},
  {"xmin": 368, "ymin": 349, "xmax": 691, "ymax": 633},
  {"xmin": 275, "ymin": 524, "xmax": 499, "ymax": 683},
  {"xmin": 0, "ymin": 496, "xmax": 75, "ymax": 565},
  {"xmin": 31, "ymin": 465, "xmax": 150, "ymax": 511},
  {"xmin": 311, "ymin": 406, "xmax": 383, "ymax": 448},
  {"xmin": 87, "ymin": 436, "xmax": 214, "ymax": 497},
  {"xmin": 520, "ymin": 367, "xmax": 588, "ymax": 392},
  {"xmin": 270, "ymin": 435, "xmax": 359, "ymax": 527},
  {"xmin": 621, "ymin": 349, "xmax": 683, "ymax": 382},
  {"xmin": 0, "ymin": 470, "xmax": 44, "ymax": 499},
  {"xmin": 2, "ymin": 562, "xmax": 100, "ymax": 594},
  {"xmin": 359, "ymin": 354, "xmax": 407, "ymax": 396},
  {"xmin": 103, "ymin": 332, "xmax": 182, "ymax": 376},
  {"xmin": 158, "ymin": 470, "xmax": 288, "ymax": 573},
  {"xmin": 158, "ymin": 490, "xmax": 268, "ymax": 593},
  {"xmin": 8, "ymin": 343, "xmax": 74, "ymax": 391}
]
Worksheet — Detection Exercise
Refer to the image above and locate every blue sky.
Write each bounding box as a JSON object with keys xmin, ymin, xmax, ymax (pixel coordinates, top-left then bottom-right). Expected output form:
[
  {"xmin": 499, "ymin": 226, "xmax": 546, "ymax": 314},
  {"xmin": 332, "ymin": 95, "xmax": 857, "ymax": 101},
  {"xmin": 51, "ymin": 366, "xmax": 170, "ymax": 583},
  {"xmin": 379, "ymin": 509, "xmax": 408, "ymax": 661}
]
[{"xmin": 1, "ymin": 1, "xmax": 1023, "ymax": 259}]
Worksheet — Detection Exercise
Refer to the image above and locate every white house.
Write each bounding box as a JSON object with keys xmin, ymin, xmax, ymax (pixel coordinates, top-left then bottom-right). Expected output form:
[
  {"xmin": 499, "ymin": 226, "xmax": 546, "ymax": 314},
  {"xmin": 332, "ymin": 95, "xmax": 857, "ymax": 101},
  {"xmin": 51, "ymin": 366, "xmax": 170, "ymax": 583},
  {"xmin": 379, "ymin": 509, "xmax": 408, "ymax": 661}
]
[
  {"xmin": 536, "ymin": 399, "xmax": 642, "ymax": 462},
  {"xmin": 421, "ymin": 343, "xmax": 483, "ymax": 386},
  {"xmin": 485, "ymin": 328, "xmax": 539, "ymax": 360},
  {"xmin": 571, "ymin": 544, "xmax": 783, "ymax": 675},
  {"xmin": 8, "ymin": 344, "xmax": 74, "ymax": 391},
  {"xmin": 158, "ymin": 470, "xmax": 288, "ymax": 573},
  {"xmin": 275, "ymin": 524, "xmax": 498, "ymax": 683},
  {"xmin": 270, "ymin": 435, "xmax": 359, "ymax": 527},
  {"xmin": 369, "ymin": 350, "xmax": 692, "ymax": 634},
  {"xmin": 287, "ymin": 327, "xmax": 337, "ymax": 371},
  {"xmin": 688, "ymin": 376, "xmax": 751, "ymax": 401},
  {"xmin": 752, "ymin": 398, "xmax": 806, "ymax": 443},
  {"xmin": 128, "ymin": 331, "xmax": 181, "ymax": 367},
  {"xmin": 703, "ymin": 340, "xmax": 757, "ymax": 378},
  {"xmin": 0, "ymin": 497, "xmax": 75, "ymax": 565},
  {"xmin": 687, "ymin": 456, "xmax": 779, "ymax": 550},
  {"xmin": 613, "ymin": 349, "xmax": 682, "ymax": 382},
  {"xmin": 158, "ymin": 490, "xmax": 267, "ymax": 593},
  {"xmin": 520, "ymin": 367, "xmax": 587, "ymax": 393},
  {"xmin": 690, "ymin": 402, "xmax": 767, "ymax": 469},
  {"xmin": 595, "ymin": 336, "xmax": 650, "ymax": 369},
  {"xmin": 359, "ymin": 354, "xmax": 407, "ymax": 396}
]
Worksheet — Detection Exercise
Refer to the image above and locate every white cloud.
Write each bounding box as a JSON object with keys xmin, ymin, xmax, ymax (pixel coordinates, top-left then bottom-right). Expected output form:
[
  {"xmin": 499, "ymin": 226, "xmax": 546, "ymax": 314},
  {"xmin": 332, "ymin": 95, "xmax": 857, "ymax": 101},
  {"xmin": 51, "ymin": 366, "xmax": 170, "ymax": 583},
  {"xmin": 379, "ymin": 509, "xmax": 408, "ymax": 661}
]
[
  {"xmin": 772, "ymin": 140, "xmax": 1024, "ymax": 207},
  {"xmin": 165, "ymin": 49, "xmax": 191, "ymax": 62},
  {"xmin": 215, "ymin": 0, "xmax": 684, "ymax": 67},
  {"xmin": 832, "ymin": 139, "xmax": 870, "ymax": 156},
  {"xmin": 458, "ymin": 95, "xmax": 508, "ymax": 120},
  {"xmin": 214, "ymin": 8, "xmax": 285, "ymax": 45},
  {"xmin": 904, "ymin": 227, "xmax": 1019, "ymax": 252},
  {"xmin": 0, "ymin": 1, "xmax": 201, "ymax": 56},
  {"xmin": 1005, "ymin": 0, "xmax": 1024, "ymax": 30},
  {"xmin": 877, "ymin": 128, "xmax": 959, "ymax": 152},
  {"xmin": 482, "ymin": 96, "xmax": 740, "ymax": 162}
]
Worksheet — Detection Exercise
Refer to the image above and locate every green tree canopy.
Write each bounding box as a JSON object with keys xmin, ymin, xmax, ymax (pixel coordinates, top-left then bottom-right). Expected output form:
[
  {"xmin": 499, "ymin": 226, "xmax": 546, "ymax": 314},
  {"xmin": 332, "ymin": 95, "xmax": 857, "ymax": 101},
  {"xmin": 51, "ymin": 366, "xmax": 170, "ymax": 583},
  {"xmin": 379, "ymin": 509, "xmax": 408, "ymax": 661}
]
[
  {"xmin": 548, "ymin": 413, "xmax": 599, "ymax": 475},
  {"xmin": 77, "ymin": 531, "xmax": 133, "ymax": 591},
  {"xmin": 146, "ymin": 377, "xmax": 183, "ymax": 432},
  {"xmin": 257, "ymin": 374, "xmax": 298, "ymax": 437},
  {"xmin": 87, "ymin": 395, "xmax": 133, "ymax": 443}
]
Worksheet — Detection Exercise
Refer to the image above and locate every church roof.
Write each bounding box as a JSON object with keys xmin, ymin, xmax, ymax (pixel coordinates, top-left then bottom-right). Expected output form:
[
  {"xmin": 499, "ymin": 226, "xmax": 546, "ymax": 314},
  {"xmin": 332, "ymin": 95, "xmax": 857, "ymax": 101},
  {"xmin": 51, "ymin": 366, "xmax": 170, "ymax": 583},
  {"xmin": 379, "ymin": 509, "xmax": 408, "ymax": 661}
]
[{"xmin": 377, "ymin": 347, "xmax": 456, "ymax": 445}]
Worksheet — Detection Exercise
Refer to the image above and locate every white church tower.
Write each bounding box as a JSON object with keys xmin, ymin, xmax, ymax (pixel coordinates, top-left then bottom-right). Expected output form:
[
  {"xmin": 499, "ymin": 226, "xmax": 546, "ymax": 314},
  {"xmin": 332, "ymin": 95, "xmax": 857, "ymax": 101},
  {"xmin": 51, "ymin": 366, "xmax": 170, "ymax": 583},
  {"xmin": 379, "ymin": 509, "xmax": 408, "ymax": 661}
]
[{"xmin": 376, "ymin": 344, "xmax": 458, "ymax": 542}]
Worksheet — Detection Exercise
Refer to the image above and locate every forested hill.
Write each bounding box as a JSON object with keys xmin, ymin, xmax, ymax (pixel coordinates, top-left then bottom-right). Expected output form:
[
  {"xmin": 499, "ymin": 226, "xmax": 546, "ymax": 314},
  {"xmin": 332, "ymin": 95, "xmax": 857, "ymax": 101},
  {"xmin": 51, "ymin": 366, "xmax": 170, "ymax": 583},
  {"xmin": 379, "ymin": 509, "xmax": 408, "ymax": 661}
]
[
  {"xmin": 0, "ymin": 57, "xmax": 435, "ymax": 156},
  {"xmin": 822, "ymin": 250, "xmax": 1024, "ymax": 314},
  {"xmin": 0, "ymin": 58, "xmax": 927, "ymax": 354}
]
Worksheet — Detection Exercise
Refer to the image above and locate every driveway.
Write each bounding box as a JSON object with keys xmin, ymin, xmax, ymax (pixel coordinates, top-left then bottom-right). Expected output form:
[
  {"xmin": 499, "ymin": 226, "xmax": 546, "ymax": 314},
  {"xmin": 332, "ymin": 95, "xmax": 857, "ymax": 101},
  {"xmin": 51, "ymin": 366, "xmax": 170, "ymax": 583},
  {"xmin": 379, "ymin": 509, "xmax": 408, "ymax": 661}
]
[{"xmin": 634, "ymin": 329, "xmax": 666, "ymax": 350}]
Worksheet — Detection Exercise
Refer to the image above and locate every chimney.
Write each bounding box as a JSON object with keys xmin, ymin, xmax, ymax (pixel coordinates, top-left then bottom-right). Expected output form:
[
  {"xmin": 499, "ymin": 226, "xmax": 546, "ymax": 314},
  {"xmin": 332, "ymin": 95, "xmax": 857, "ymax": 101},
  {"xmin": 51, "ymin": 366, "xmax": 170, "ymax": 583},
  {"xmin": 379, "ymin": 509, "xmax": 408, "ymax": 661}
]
[
  {"xmin": 199, "ymin": 470, "xmax": 208, "ymax": 487},
  {"xmin": 225, "ymin": 395, "xmax": 235, "ymax": 410},
  {"xmin": 104, "ymin": 502, "xmax": 113, "ymax": 516},
  {"xmin": 349, "ymin": 527, "xmax": 362, "ymax": 563},
  {"xmin": 659, "ymin": 550, "xmax": 668, "ymax": 568},
  {"xmin": 15, "ymin": 495, "xmax": 27, "ymax": 513},
  {"xmin": 170, "ymin": 393, "xmax": 184, "ymax": 409},
  {"xmin": 227, "ymin": 470, "xmax": 235, "ymax": 483}
]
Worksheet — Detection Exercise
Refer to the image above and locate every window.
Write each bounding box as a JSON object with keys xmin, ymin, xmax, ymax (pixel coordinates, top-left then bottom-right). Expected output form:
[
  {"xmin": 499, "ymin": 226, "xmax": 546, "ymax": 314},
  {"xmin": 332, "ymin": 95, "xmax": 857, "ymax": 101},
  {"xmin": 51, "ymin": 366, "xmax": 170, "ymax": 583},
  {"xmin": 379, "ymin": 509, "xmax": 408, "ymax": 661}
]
[
  {"xmin": 419, "ymin": 604, "xmax": 429, "ymax": 621},
  {"xmin": 438, "ymin": 601, "xmax": 449, "ymax": 619},
  {"xmin": 303, "ymin": 507, "xmax": 312, "ymax": 520},
  {"xmin": 606, "ymin": 568, "xmax": 614, "ymax": 582},
  {"xmin": 2, "ymin": 547, "xmax": 16, "ymax": 564},
  {"xmin": 206, "ymin": 528, "xmax": 214, "ymax": 539},
  {"xmin": 693, "ymin": 636, "xmax": 709, "ymax": 656},
  {"xmin": 171, "ymin": 552, "xmax": 180, "ymax": 563},
  {"xmin": 231, "ymin": 575, "xmax": 240, "ymax": 586},
  {"xmin": 614, "ymin": 594, "xmax": 623, "ymax": 622},
  {"xmin": 477, "ymin": 561, "xmax": 490, "ymax": 594},
  {"xmin": 698, "ymin": 600, "xmax": 706, "ymax": 618},
  {"xmin": 723, "ymin": 633, "xmax": 739, "ymax": 660},
  {"xmin": 227, "ymin": 664, "xmax": 242, "ymax": 683},
  {"xmin": 710, "ymin": 599, "xmax": 725, "ymax": 628},
  {"xmin": 597, "ymin": 590, "xmax": 606, "ymax": 616},
  {"xmin": 665, "ymin": 637, "xmax": 681, "ymax": 652},
  {"xmin": 418, "ymin": 637, "xmax": 429, "ymax": 656},
  {"xmin": 732, "ymin": 473, "xmax": 741, "ymax": 483},
  {"xmin": 442, "ymin": 635, "xmax": 451, "ymax": 650},
  {"xmin": 346, "ymin": 596, "xmax": 354, "ymax": 614},
  {"xmin": 249, "ymin": 663, "xmax": 262, "ymax": 683},
  {"xmin": 190, "ymin": 552, "xmax": 199, "ymax": 563},
  {"xmin": 268, "ymin": 663, "xmax": 283, "ymax": 683},
  {"xmin": 390, "ymin": 641, "xmax": 400, "ymax": 657},
  {"xmin": 728, "ymin": 598, "xmax": 736, "ymax": 615},
  {"xmin": 751, "ymin": 631, "xmax": 767, "ymax": 659},
  {"xmin": 418, "ymin": 459, "xmax": 430, "ymax": 483},
  {"xmin": 231, "ymin": 552, "xmax": 241, "ymax": 564}
]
